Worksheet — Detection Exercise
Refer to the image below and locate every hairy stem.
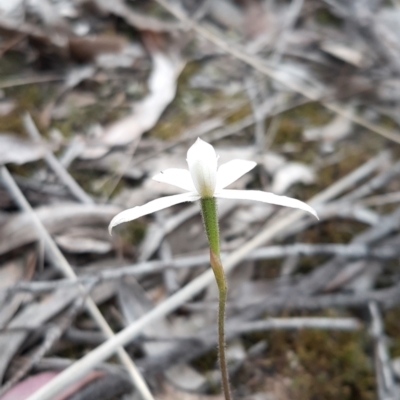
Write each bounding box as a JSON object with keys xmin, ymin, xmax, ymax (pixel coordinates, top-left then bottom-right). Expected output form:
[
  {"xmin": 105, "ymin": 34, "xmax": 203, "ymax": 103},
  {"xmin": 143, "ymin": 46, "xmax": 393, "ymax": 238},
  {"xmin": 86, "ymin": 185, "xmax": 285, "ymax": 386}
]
[
  {"xmin": 210, "ymin": 250, "xmax": 231, "ymax": 400},
  {"xmin": 201, "ymin": 198, "xmax": 232, "ymax": 400}
]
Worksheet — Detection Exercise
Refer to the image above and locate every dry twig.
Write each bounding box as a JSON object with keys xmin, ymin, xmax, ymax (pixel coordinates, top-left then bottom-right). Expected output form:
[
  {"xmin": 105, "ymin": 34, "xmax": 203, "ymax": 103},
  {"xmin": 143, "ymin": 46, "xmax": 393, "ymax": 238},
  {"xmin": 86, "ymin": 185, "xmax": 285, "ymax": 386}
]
[
  {"xmin": 154, "ymin": 0, "xmax": 400, "ymax": 144},
  {"xmin": 0, "ymin": 167, "xmax": 154, "ymax": 400}
]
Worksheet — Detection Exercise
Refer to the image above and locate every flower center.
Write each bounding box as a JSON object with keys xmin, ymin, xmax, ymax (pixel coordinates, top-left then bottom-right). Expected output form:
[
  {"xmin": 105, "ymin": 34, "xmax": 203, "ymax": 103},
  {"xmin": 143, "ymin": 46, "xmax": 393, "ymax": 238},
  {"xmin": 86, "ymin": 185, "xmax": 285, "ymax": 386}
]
[{"xmin": 189, "ymin": 161, "xmax": 216, "ymax": 197}]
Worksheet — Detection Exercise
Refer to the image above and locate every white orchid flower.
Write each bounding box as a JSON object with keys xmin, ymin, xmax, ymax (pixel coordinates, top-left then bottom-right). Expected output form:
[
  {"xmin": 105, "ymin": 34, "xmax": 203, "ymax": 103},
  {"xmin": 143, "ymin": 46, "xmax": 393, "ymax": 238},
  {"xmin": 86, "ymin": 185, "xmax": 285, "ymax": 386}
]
[{"xmin": 109, "ymin": 138, "xmax": 317, "ymax": 233}]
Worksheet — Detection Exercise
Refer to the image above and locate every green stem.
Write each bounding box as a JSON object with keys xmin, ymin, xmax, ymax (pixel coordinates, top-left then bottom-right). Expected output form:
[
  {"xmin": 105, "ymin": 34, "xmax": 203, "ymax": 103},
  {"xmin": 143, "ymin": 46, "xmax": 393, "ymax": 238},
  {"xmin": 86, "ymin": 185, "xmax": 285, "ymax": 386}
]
[{"xmin": 201, "ymin": 198, "xmax": 232, "ymax": 400}]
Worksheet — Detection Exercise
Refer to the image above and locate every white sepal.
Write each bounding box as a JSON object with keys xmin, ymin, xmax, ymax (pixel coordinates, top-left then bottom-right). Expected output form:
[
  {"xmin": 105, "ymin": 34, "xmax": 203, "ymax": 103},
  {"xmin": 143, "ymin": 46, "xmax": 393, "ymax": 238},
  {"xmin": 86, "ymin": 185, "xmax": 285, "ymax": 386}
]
[
  {"xmin": 215, "ymin": 189, "xmax": 318, "ymax": 219},
  {"xmin": 153, "ymin": 168, "xmax": 196, "ymax": 192},
  {"xmin": 109, "ymin": 192, "xmax": 200, "ymax": 234},
  {"xmin": 186, "ymin": 138, "xmax": 218, "ymax": 197},
  {"xmin": 216, "ymin": 159, "xmax": 257, "ymax": 191}
]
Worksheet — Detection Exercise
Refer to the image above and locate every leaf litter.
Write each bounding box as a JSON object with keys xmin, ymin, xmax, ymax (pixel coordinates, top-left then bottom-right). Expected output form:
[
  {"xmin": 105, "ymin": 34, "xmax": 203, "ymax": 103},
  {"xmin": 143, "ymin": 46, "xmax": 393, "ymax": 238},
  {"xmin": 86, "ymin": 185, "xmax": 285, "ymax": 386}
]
[{"xmin": 1, "ymin": 0, "xmax": 400, "ymax": 399}]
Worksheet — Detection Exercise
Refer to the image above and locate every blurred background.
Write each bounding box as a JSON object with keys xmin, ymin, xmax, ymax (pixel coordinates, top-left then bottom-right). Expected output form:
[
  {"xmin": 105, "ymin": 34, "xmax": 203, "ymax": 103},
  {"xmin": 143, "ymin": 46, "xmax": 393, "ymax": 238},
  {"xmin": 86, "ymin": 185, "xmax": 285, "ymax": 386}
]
[{"xmin": 1, "ymin": 0, "xmax": 400, "ymax": 399}]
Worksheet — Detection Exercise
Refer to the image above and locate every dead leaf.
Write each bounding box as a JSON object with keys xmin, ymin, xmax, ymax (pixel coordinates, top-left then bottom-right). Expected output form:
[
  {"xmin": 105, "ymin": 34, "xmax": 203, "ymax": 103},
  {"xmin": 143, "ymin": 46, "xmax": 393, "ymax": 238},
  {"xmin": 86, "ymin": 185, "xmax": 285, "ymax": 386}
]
[
  {"xmin": 0, "ymin": 287, "xmax": 80, "ymax": 383},
  {"xmin": 0, "ymin": 204, "xmax": 121, "ymax": 256},
  {"xmin": 377, "ymin": 79, "xmax": 400, "ymax": 102},
  {"xmin": 0, "ymin": 253, "xmax": 36, "ymax": 326},
  {"xmin": 271, "ymin": 162, "xmax": 315, "ymax": 194},
  {"xmin": 0, "ymin": 0, "xmax": 24, "ymax": 21},
  {"xmin": 51, "ymin": 91, "xmax": 98, "ymax": 120},
  {"xmin": 95, "ymin": 43, "xmax": 144, "ymax": 69},
  {"xmin": 28, "ymin": 0, "xmax": 68, "ymax": 31},
  {"xmin": 55, "ymin": 227, "xmax": 112, "ymax": 254},
  {"xmin": 303, "ymin": 110, "xmax": 354, "ymax": 152},
  {"xmin": 261, "ymin": 152, "xmax": 286, "ymax": 175},
  {"xmin": 272, "ymin": 63, "xmax": 323, "ymax": 98},
  {"xmin": 0, "ymin": 134, "xmax": 48, "ymax": 165},
  {"xmin": 117, "ymin": 277, "xmax": 207, "ymax": 391},
  {"xmin": 68, "ymin": 34, "xmax": 128, "ymax": 62},
  {"xmin": 208, "ymin": 0, "xmax": 243, "ymax": 30},
  {"xmin": 117, "ymin": 277, "xmax": 173, "ymax": 355},
  {"xmin": 0, "ymin": 372, "xmax": 59, "ymax": 400},
  {"xmin": 375, "ymin": 8, "xmax": 400, "ymax": 68},
  {"xmin": 243, "ymin": 0, "xmax": 277, "ymax": 40},
  {"xmin": 0, "ymin": 259, "xmax": 26, "ymax": 320},
  {"xmin": 0, "ymin": 370, "xmax": 105, "ymax": 400},
  {"xmin": 101, "ymin": 51, "xmax": 185, "ymax": 147},
  {"xmin": 90, "ymin": 0, "xmax": 180, "ymax": 32},
  {"xmin": 0, "ymin": 259, "xmax": 25, "ymax": 291},
  {"xmin": 0, "ymin": 15, "xmax": 68, "ymax": 49},
  {"xmin": 225, "ymin": 203, "xmax": 273, "ymax": 238},
  {"xmin": 64, "ymin": 91, "xmax": 97, "ymax": 108},
  {"xmin": 0, "ymin": 100, "xmax": 16, "ymax": 116},
  {"xmin": 320, "ymin": 41, "xmax": 367, "ymax": 68},
  {"xmin": 165, "ymin": 364, "xmax": 206, "ymax": 392},
  {"xmin": 90, "ymin": 281, "xmax": 118, "ymax": 305},
  {"xmin": 161, "ymin": 383, "xmax": 223, "ymax": 400},
  {"xmin": 40, "ymin": 66, "xmax": 96, "ymax": 128}
]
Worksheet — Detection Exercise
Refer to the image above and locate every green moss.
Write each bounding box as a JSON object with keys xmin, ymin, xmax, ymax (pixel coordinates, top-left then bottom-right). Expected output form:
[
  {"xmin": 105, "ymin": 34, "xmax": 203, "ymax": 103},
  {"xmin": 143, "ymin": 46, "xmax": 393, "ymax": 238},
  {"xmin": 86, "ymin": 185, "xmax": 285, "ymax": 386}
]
[
  {"xmin": 9, "ymin": 84, "xmax": 44, "ymax": 109},
  {"xmin": 319, "ymin": 144, "xmax": 376, "ymax": 185},
  {"xmin": 112, "ymin": 219, "xmax": 147, "ymax": 247},
  {"xmin": 150, "ymin": 62, "xmax": 202, "ymax": 140},
  {"xmin": 126, "ymin": 220, "xmax": 146, "ymax": 245},
  {"xmin": 225, "ymin": 103, "xmax": 252, "ymax": 125},
  {"xmin": 53, "ymin": 102, "xmax": 121, "ymax": 138},
  {"xmin": 6, "ymin": 82, "xmax": 58, "ymax": 112},
  {"xmin": 289, "ymin": 138, "xmax": 381, "ymax": 204},
  {"xmin": 274, "ymin": 117, "xmax": 303, "ymax": 144},
  {"xmin": 295, "ymin": 254, "xmax": 329, "ymax": 275},
  {"xmin": 0, "ymin": 52, "xmax": 26, "ymax": 76},
  {"xmin": 288, "ymin": 102, "xmax": 333, "ymax": 126},
  {"xmin": 8, "ymin": 160, "xmax": 47, "ymax": 178},
  {"xmin": 151, "ymin": 59, "xmax": 254, "ymax": 141},
  {"xmin": 151, "ymin": 111, "xmax": 189, "ymax": 140},
  {"xmin": 315, "ymin": 8, "xmax": 343, "ymax": 27},
  {"xmin": 239, "ymin": 328, "xmax": 374, "ymax": 399},
  {"xmin": 0, "ymin": 109, "xmax": 24, "ymax": 133},
  {"xmin": 303, "ymin": 219, "xmax": 368, "ymax": 244},
  {"xmin": 253, "ymin": 258, "xmax": 282, "ymax": 280},
  {"xmin": 384, "ymin": 306, "xmax": 400, "ymax": 358},
  {"xmin": 191, "ymin": 348, "xmax": 218, "ymax": 374},
  {"xmin": 272, "ymin": 103, "xmax": 329, "ymax": 148},
  {"xmin": 0, "ymin": 83, "xmax": 57, "ymax": 133},
  {"xmin": 379, "ymin": 114, "xmax": 398, "ymax": 131}
]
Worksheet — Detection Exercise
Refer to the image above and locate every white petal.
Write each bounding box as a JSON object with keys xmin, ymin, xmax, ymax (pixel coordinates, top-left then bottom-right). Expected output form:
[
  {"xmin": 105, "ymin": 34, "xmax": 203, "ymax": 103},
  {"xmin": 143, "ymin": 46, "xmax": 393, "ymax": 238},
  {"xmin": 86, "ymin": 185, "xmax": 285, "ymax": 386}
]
[
  {"xmin": 215, "ymin": 189, "xmax": 318, "ymax": 219},
  {"xmin": 216, "ymin": 159, "xmax": 257, "ymax": 190},
  {"xmin": 153, "ymin": 168, "xmax": 196, "ymax": 192},
  {"xmin": 109, "ymin": 192, "xmax": 200, "ymax": 234},
  {"xmin": 186, "ymin": 138, "xmax": 218, "ymax": 197}
]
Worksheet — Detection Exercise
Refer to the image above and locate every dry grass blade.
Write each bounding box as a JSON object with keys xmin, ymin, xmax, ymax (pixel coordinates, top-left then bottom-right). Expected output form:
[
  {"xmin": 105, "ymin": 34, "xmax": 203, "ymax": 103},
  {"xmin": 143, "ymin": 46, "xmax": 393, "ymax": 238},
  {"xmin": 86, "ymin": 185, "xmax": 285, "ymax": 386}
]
[
  {"xmin": 369, "ymin": 302, "xmax": 397, "ymax": 400},
  {"xmin": 22, "ymin": 113, "xmax": 94, "ymax": 205},
  {"xmin": 228, "ymin": 317, "xmax": 360, "ymax": 333},
  {"xmin": 0, "ymin": 75, "xmax": 63, "ymax": 89}
]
